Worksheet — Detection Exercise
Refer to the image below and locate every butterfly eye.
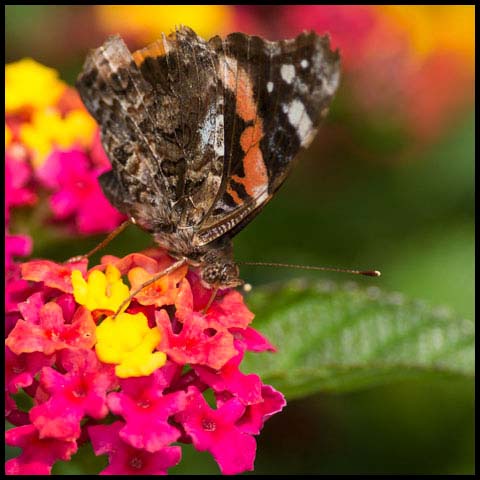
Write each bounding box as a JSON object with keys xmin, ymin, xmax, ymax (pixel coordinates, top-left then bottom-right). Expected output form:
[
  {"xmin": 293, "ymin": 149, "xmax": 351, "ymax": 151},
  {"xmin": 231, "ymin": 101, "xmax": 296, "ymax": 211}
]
[
  {"xmin": 221, "ymin": 263, "xmax": 239, "ymax": 282},
  {"xmin": 202, "ymin": 265, "xmax": 221, "ymax": 285}
]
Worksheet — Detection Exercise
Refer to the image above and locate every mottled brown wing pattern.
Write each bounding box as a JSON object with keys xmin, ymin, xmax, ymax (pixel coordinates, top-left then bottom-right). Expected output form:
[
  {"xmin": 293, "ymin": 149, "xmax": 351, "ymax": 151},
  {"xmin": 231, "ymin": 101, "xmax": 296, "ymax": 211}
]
[
  {"xmin": 76, "ymin": 36, "xmax": 169, "ymax": 225},
  {"xmin": 76, "ymin": 29, "xmax": 226, "ymax": 244},
  {"xmin": 196, "ymin": 30, "xmax": 340, "ymax": 245},
  {"xmin": 76, "ymin": 27, "xmax": 340, "ymax": 258}
]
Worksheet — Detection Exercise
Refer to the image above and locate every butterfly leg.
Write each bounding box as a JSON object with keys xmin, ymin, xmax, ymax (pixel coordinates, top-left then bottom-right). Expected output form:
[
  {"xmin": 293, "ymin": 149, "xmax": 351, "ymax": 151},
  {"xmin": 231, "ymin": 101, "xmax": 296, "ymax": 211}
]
[
  {"xmin": 65, "ymin": 219, "xmax": 131, "ymax": 263},
  {"xmin": 113, "ymin": 257, "xmax": 189, "ymax": 318},
  {"xmin": 202, "ymin": 285, "xmax": 220, "ymax": 314}
]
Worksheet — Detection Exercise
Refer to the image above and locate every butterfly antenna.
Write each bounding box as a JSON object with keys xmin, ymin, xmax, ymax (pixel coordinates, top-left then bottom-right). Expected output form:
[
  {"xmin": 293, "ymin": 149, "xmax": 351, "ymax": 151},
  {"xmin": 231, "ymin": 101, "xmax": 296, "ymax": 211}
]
[{"xmin": 239, "ymin": 261, "xmax": 381, "ymax": 277}]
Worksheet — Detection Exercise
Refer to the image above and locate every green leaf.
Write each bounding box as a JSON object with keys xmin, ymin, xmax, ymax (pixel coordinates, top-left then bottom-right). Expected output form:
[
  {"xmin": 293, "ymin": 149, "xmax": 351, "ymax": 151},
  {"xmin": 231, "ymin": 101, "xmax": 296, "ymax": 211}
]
[{"xmin": 243, "ymin": 280, "xmax": 474, "ymax": 399}]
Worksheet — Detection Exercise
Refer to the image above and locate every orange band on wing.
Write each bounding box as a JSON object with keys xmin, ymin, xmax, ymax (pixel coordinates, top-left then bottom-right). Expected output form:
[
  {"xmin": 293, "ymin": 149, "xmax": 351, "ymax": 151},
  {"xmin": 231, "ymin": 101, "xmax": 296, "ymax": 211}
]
[
  {"xmin": 231, "ymin": 145, "xmax": 268, "ymax": 198},
  {"xmin": 223, "ymin": 55, "xmax": 269, "ymax": 205},
  {"xmin": 222, "ymin": 57, "xmax": 256, "ymax": 122},
  {"xmin": 226, "ymin": 183, "xmax": 243, "ymax": 205},
  {"xmin": 239, "ymin": 124, "xmax": 262, "ymax": 152},
  {"xmin": 230, "ymin": 116, "xmax": 268, "ymax": 202}
]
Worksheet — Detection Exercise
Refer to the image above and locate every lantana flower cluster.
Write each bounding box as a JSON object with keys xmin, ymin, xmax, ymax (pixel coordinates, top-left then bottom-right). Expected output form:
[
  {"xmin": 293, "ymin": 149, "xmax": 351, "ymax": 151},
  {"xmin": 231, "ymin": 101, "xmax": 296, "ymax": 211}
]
[
  {"xmin": 5, "ymin": 248, "xmax": 285, "ymax": 475},
  {"xmin": 5, "ymin": 58, "xmax": 125, "ymax": 266}
]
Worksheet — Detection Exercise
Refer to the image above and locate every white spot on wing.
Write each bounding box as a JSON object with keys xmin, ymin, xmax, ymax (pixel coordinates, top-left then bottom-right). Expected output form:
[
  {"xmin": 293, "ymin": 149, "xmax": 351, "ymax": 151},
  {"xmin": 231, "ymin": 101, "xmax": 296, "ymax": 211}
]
[
  {"xmin": 280, "ymin": 64, "xmax": 295, "ymax": 84},
  {"xmin": 285, "ymin": 99, "xmax": 313, "ymax": 147},
  {"xmin": 199, "ymin": 105, "xmax": 224, "ymax": 157},
  {"xmin": 300, "ymin": 59, "xmax": 309, "ymax": 69},
  {"xmin": 267, "ymin": 81, "xmax": 274, "ymax": 93}
]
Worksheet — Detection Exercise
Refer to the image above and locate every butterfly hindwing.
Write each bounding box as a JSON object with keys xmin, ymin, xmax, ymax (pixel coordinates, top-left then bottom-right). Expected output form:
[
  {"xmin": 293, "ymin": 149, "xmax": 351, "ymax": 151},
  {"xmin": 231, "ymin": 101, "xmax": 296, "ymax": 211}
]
[{"xmin": 77, "ymin": 29, "xmax": 226, "ymax": 242}]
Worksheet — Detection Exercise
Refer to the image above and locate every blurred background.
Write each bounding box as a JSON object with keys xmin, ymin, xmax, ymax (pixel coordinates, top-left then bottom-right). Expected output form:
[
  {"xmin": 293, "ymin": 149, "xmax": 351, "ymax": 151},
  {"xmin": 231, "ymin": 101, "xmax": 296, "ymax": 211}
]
[{"xmin": 5, "ymin": 5, "xmax": 474, "ymax": 475}]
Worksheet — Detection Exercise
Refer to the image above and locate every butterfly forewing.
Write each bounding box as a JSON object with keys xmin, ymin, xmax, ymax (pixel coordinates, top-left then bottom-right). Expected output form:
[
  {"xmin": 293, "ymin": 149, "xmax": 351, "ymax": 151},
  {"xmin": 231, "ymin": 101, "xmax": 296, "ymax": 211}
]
[{"xmin": 197, "ymin": 30, "xmax": 341, "ymax": 244}]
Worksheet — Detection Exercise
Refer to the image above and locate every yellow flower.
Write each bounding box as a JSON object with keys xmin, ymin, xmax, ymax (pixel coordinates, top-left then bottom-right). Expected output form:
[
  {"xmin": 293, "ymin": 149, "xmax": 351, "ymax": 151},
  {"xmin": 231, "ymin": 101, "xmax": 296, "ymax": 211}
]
[
  {"xmin": 95, "ymin": 5, "xmax": 233, "ymax": 43},
  {"xmin": 19, "ymin": 107, "xmax": 96, "ymax": 168},
  {"xmin": 95, "ymin": 312, "xmax": 167, "ymax": 378},
  {"xmin": 5, "ymin": 125, "xmax": 12, "ymax": 148},
  {"xmin": 5, "ymin": 58, "xmax": 66, "ymax": 114},
  {"xmin": 59, "ymin": 109, "xmax": 97, "ymax": 147},
  {"xmin": 71, "ymin": 265, "xmax": 131, "ymax": 313},
  {"xmin": 379, "ymin": 6, "xmax": 475, "ymax": 62}
]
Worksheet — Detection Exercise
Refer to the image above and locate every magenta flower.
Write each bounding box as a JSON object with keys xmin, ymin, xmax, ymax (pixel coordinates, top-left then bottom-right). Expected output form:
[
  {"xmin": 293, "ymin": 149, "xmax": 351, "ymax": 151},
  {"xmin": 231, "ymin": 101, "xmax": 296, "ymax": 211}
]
[
  {"xmin": 107, "ymin": 369, "xmax": 187, "ymax": 452},
  {"xmin": 194, "ymin": 352, "xmax": 263, "ymax": 405},
  {"xmin": 29, "ymin": 349, "xmax": 116, "ymax": 441},
  {"xmin": 234, "ymin": 385, "xmax": 287, "ymax": 435},
  {"xmin": 5, "ymin": 150, "xmax": 37, "ymax": 224},
  {"xmin": 176, "ymin": 386, "xmax": 257, "ymax": 475},
  {"xmin": 5, "ymin": 347, "xmax": 54, "ymax": 396},
  {"xmin": 5, "ymin": 232, "xmax": 32, "ymax": 274},
  {"xmin": 5, "ymin": 347, "xmax": 54, "ymax": 426},
  {"xmin": 5, "ymin": 277, "xmax": 37, "ymax": 316},
  {"xmin": 36, "ymin": 149, "xmax": 125, "ymax": 234},
  {"xmin": 5, "ymin": 248, "xmax": 286, "ymax": 475},
  {"xmin": 230, "ymin": 326, "xmax": 277, "ymax": 353},
  {"xmin": 204, "ymin": 290, "xmax": 255, "ymax": 330},
  {"xmin": 6, "ymin": 390, "xmax": 30, "ymax": 427},
  {"xmin": 5, "ymin": 424, "xmax": 77, "ymax": 475},
  {"xmin": 89, "ymin": 422, "xmax": 182, "ymax": 475}
]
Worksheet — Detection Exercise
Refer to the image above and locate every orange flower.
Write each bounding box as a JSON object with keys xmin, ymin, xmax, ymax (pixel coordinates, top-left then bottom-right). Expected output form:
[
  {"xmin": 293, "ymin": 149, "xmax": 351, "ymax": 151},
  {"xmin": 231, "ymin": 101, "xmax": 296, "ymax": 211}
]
[{"xmin": 127, "ymin": 263, "xmax": 188, "ymax": 307}]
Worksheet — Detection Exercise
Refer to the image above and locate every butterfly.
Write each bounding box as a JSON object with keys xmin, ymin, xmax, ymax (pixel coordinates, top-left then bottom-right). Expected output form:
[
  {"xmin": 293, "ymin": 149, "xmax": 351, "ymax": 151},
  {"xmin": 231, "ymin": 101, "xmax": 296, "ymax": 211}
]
[{"xmin": 76, "ymin": 25, "xmax": 341, "ymax": 293}]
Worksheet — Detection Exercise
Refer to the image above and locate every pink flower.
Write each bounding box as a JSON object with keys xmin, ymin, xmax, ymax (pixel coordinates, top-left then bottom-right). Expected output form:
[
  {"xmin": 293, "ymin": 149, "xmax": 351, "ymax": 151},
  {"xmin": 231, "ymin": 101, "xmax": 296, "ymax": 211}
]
[
  {"xmin": 156, "ymin": 308, "xmax": 237, "ymax": 370},
  {"xmin": 29, "ymin": 349, "xmax": 116, "ymax": 441},
  {"xmin": 194, "ymin": 352, "xmax": 263, "ymax": 405},
  {"xmin": 6, "ymin": 302, "xmax": 96, "ymax": 355},
  {"xmin": 21, "ymin": 258, "xmax": 88, "ymax": 293},
  {"xmin": 36, "ymin": 149, "xmax": 125, "ymax": 234},
  {"xmin": 176, "ymin": 386, "xmax": 257, "ymax": 475},
  {"xmin": 204, "ymin": 289, "xmax": 255, "ymax": 330},
  {"xmin": 233, "ymin": 385, "xmax": 287, "ymax": 435},
  {"xmin": 5, "ymin": 149, "xmax": 37, "ymax": 224},
  {"xmin": 5, "ymin": 248, "xmax": 286, "ymax": 475},
  {"xmin": 5, "ymin": 424, "xmax": 77, "ymax": 475},
  {"xmin": 5, "ymin": 277, "xmax": 37, "ymax": 315},
  {"xmin": 5, "ymin": 233, "xmax": 32, "ymax": 274},
  {"xmin": 5, "ymin": 347, "xmax": 54, "ymax": 395},
  {"xmin": 16, "ymin": 292, "xmax": 45, "ymax": 323},
  {"xmin": 89, "ymin": 422, "xmax": 182, "ymax": 475},
  {"xmin": 230, "ymin": 326, "xmax": 277, "ymax": 353},
  {"xmin": 107, "ymin": 369, "xmax": 187, "ymax": 452},
  {"xmin": 5, "ymin": 347, "xmax": 55, "ymax": 426},
  {"xmin": 5, "ymin": 392, "xmax": 30, "ymax": 427}
]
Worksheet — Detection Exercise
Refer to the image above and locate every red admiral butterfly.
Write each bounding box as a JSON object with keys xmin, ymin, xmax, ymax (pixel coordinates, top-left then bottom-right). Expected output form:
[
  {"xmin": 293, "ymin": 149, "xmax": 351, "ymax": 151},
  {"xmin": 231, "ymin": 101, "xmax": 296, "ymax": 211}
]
[{"xmin": 76, "ymin": 26, "xmax": 346, "ymax": 301}]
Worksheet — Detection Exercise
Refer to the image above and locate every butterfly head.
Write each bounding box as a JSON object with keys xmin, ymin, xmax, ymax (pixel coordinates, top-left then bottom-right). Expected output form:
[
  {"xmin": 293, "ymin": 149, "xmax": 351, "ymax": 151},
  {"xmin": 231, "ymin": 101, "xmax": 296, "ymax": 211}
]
[{"xmin": 199, "ymin": 249, "xmax": 243, "ymax": 289}]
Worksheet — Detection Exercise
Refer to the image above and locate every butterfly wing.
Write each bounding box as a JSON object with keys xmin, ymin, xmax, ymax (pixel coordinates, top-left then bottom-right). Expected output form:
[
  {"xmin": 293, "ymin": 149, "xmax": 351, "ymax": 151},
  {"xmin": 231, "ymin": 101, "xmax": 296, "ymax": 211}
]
[
  {"xmin": 76, "ymin": 28, "xmax": 340, "ymax": 254},
  {"xmin": 195, "ymin": 30, "xmax": 341, "ymax": 246},
  {"xmin": 76, "ymin": 35, "xmax": 171, "ymax": 231},
  {"xmin": 76, "ymin": 29, "xmax": 225, "ymax": 240}
]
